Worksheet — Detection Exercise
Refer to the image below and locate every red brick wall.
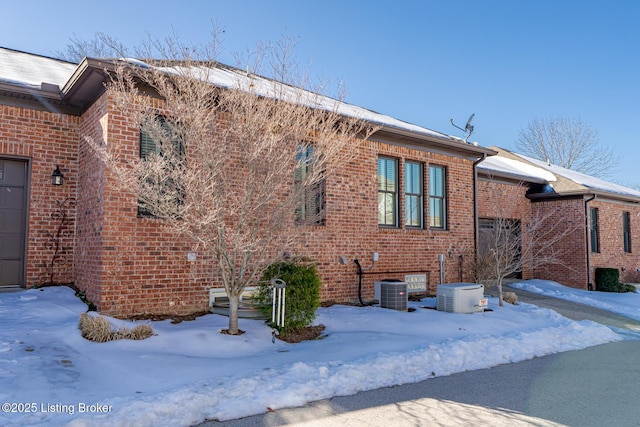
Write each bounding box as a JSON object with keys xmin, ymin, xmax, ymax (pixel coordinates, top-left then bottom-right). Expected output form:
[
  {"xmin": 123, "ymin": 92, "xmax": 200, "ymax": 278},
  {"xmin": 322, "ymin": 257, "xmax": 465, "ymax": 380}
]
[
  {"xmin": 530, "ymin": 198, "xmax": 588, "ymax": 289},
  {"xmin": 0, "ymin": 105, "xmax": 78, "ymax": 286},
  {"xmin": 71, "ymin": 94, "xmax": 207, "ymax": 317},
  {"xmin": 477, "ymin": 180, "xmax": 589, "ymax": 289},
  {"xmin": 477, "ymin": 179, "xmax": 530, "ymax": 221},
  {"xmin": 588, "ymin": 199, "xmax": 640, "ymax": 284},
  {"xmin": 72, "ymin": 94, "xmax": 480, "ymax": 317},
  {"xmin": 296, "ymin": 141, "xmax": 478, "ymax": 301},
  {"xmin": 74, "ymin": 94, "xmax": 108, "ymax": 307},
  {"xmin": 477, "ymin": 179, "xmax": 534, "ymax": 279}
]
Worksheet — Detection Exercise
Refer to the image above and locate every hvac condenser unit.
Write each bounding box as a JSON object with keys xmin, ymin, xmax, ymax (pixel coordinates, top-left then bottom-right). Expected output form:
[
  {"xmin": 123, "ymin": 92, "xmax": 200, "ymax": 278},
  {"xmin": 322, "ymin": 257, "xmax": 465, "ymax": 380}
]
[
  {"xmin": 374, "ymin": 280, "xmax": 408, "ymax": 311},
  {"xmin": 436, "ymin": 283, "xmax": 487, "ymax": 313}
]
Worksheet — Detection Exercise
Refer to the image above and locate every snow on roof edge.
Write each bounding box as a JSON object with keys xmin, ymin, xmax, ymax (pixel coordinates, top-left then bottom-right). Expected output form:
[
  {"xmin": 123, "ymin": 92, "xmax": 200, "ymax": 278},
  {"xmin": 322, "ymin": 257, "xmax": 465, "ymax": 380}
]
[
  {"xmin": 512, "ymin": 152, "xmax": 640, "ymax": 200},
  {"xmin": 478, "ymin": 154, "xmax": 557, "ymax": 183},
  {"xmin": 1, "ymin": 48, "xmax": 481, "ymax": 149},
  {"xmin": 128, "ymin": 58, "xmax": 466, "ymax": 144}
]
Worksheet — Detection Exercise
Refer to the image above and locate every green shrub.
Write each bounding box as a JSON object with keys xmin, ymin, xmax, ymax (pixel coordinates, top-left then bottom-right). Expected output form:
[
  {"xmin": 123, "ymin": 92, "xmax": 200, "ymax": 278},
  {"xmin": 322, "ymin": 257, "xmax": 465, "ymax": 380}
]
[
  {"xmin": 595, "ymin": 268, "xmax": 619, "ymax": 292},
  {"xmin": 595, "ymin": 268, "xmax": 636, "ymax": 293},
  {"xmin": 256, "ymin": 259, "xmax": 321, "ymax": 333}
]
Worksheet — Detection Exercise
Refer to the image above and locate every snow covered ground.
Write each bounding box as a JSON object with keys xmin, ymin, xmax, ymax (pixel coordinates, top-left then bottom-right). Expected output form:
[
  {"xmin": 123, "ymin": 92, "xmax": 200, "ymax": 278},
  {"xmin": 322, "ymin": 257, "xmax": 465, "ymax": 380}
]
[
  {"xmin": 0, "ymin": 280, "xmax": 634, "ymax": 427},
  {"xmin": 509, "ymin": 279, "xmax": 640, "ymax": 321}
]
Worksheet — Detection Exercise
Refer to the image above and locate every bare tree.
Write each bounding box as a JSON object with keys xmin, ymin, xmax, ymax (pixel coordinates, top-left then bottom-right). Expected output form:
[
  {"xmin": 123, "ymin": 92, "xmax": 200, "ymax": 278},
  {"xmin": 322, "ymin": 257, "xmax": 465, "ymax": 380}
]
[
  {"xmin": 516, "ymin": 117, "xmax": 619, "ymax": 178},
  {"xmin": 56, "ymin": 32, "xmax": 128, "ymax": 62},
  {"xmin": 86, "ymin": 33, "xmax": 374, "ymax": 334},
  {"xmin": 474, "ymin": 182, "xmax": 581, "ymax": 306}
]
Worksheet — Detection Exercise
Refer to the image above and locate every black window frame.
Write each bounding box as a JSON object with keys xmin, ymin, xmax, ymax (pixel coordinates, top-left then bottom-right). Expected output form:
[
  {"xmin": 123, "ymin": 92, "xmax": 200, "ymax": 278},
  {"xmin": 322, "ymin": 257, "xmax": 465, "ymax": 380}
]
[
  {"xmin": 429, "ymin": 164, "xmax": 447, "ymax": 229},
  {"xmin": 378, "ymin": 156, "xmax": 398, "ymax": 227},
  {"xmin": 404, "ymin": 160, "xmax": 424, "ymax": 228},
  {"xmin": 590, "ymin": 207, "xmax": 600, "ymax": 253},
  {"xmin": 294, "ymin": 145, "xmax": 325, "ymax": 226},
  {"xmin": 623, "ymin": 211, "xmax": 632, "ymax": 253},
  {"xmin": 138, "ymin": 116, "xmax": 185, "ymax": 217}
]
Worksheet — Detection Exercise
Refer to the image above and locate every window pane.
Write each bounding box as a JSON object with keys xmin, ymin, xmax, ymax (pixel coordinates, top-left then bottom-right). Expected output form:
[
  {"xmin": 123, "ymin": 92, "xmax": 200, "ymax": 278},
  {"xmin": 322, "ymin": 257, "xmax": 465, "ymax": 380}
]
[
  {"xmin": 295, "ymin": 145, "xmax": 325, "ymax": 225},
  {"xmin": 138, "ymin": 116, "xmax": 185, "ymax": 217},
  {"xmin": 429, "ymin": 166, "xmax": 443, "ymax": 197},
  {"xmin": 590, "ymin": 208, "xmax": 599, "ymax": 253},
  {"xmin": 379, "ymin": 192, "xmax": 396, "ymax": 225},
  {"xmin": 624, "ymin": 211, "xmax": 631, "ymax": 253},
  {"xmin": 378, "ymin": 158, "xmax": 396, "ymax": 192},
  {"xmin": 405, "ymin": 195, "xmax": 420, "ymax": 227},
  {"xmin": 378, "ymin": 157, "xmax": 397, "ymax": 226},
  {"xmin": 405, "ymin": 161, "xmax": 422, "ymax": 228},
  {"xmin": 429, "ymin": 165, "xmax": 446, "ymax": 229},
  {"xmin": 405, "ymin": 162, "xmax": 420, "ymax": 194},
  {"xmin": 430, "ymin": 199, "xmax": 442, "ymax": 228}
]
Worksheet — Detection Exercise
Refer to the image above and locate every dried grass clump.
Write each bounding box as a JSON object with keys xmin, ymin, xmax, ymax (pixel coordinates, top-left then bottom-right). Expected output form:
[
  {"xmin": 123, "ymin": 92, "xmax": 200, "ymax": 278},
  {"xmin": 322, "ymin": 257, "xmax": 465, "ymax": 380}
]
[
  {"xmin": 79, "ymin": 313, "xmax": 154, "ymax": 342},
  {"xmin": 114, "ymin": 324, "xmax": 154, "ymax": 340},
  {"xmin": 502, "ymin": 292, "xmax": 518, "ymax": 305}
]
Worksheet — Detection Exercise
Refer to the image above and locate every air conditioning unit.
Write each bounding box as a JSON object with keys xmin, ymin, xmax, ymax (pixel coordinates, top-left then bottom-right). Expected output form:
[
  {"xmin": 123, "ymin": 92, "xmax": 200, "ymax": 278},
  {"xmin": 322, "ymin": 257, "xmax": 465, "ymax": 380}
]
[
  {"xmin": 436, "ymin": 283, "xmax": 487, "ymax": 313},
  {"xmin": 375, "ymin": 280, "xmax": 408, "ymax": 311}
]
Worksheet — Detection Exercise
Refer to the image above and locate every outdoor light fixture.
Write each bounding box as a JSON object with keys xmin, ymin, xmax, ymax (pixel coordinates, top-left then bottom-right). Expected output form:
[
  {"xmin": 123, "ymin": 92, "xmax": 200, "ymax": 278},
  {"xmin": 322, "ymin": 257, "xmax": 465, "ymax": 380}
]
[{"xmin": 51, "ymin": 165, "xmax": 64, "ymax": 186}]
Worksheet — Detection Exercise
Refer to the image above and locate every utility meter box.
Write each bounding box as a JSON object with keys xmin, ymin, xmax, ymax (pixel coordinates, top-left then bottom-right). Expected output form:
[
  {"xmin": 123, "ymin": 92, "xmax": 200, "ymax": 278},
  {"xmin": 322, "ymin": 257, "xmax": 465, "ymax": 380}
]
[{"xmin": 436, "ymin": 283, "xmax": 487, "ymax": 313}]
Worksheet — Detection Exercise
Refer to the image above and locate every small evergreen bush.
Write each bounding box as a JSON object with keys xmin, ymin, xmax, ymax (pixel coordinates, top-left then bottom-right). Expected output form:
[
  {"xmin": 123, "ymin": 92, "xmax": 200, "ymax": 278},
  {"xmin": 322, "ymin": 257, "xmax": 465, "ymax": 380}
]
[
  {"xmin": 595, "ymin": 268, "xmax": 636, "ymax": 293},
  {"xmin": 256, "ymin": 259, "xmax": 321, "ymax": 333},
  {"xmin": 595, "ymin": 268, "xmax": 619, "ymax": 292}
]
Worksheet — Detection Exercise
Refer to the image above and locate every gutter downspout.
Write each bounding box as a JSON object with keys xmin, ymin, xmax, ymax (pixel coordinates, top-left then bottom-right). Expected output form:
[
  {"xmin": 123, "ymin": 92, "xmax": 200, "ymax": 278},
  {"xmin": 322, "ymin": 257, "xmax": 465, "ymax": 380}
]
[
  {"xmin": 585, "ymin": 194, "xmax": 596, "ymax": 290},
  {"xmin": 472, "ymin": 153, "xmax": 488, "ymax": 268}
]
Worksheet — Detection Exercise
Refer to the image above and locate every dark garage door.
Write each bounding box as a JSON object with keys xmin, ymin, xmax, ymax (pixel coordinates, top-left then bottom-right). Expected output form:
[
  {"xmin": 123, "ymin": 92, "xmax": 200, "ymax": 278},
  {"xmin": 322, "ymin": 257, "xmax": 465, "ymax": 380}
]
[{"xmin": 0, "ymin": 160, "xmax": 27, "ymax": 286}]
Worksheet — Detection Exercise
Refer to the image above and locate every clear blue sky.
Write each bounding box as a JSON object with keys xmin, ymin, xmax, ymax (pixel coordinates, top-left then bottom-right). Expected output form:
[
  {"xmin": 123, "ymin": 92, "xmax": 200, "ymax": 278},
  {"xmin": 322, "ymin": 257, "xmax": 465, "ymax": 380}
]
[{"xmin": 3, "ymin": 0, "xmax": 639, "ymax": 185}]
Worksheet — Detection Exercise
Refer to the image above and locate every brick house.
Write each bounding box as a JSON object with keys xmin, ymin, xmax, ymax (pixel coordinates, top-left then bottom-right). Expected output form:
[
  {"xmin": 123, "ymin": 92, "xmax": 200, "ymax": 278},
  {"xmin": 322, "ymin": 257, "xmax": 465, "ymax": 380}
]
[
  {"xmin": 478, "ymin": 147, "xmax": 640, "ymax": 289},
  {"xmin": 0, "ymin": 47, "xmax": 495, "ymax": 317}
]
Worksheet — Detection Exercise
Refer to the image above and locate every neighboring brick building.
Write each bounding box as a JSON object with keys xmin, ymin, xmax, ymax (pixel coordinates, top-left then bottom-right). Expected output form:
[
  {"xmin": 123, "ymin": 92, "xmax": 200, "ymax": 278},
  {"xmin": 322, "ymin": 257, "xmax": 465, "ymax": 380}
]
[
  {"xmin": 478, "ymin": 147, "xmax": 640, "ymax": 289},
  {"xmin": 0, "ymin": 47, "xmax": 495, "ymax": 317}
]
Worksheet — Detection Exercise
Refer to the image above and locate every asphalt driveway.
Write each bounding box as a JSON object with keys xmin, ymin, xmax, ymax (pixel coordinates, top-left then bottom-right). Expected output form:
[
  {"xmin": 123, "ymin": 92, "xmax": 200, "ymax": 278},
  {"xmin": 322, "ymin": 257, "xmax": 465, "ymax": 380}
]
[{"xmin": 505, "ymin": 286, "xmax": 640, "ymax": 338}]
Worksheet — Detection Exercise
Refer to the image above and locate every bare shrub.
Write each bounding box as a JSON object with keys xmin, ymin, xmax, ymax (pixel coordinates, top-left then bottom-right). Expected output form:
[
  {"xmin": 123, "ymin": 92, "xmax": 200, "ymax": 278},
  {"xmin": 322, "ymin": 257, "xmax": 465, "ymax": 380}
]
[
  {"xmin": 502, "ymin": 292, "xmax": 518, "ymax": 305},
  {"xmin": 79, "ymin": 313, "xmax": 114, "ymax": 343},
  {"xmin": 79, "ymin": 313, "xmax": 154, "ymax": 342},
  {"xmin": 119, "ymin": 324, "xmax": 154, "ymax": 340},
  {"xmin": 473, "ymin": 180, "xmax": 582, "ymax": 306}
]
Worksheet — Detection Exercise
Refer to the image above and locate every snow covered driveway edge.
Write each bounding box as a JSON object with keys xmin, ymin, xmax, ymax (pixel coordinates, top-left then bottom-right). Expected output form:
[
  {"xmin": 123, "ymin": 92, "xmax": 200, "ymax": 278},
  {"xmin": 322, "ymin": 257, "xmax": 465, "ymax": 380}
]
[{"xmin": 67, "ymin": 320, "xmax": 620, "ymax": 427}]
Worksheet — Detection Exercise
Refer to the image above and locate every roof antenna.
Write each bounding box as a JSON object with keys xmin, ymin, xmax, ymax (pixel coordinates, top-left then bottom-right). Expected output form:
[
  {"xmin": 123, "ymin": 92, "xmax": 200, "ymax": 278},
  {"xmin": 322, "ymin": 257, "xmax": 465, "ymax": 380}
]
[{"xmin": 450, "ymin": 113, "xmax": 475, "ymax": 143}]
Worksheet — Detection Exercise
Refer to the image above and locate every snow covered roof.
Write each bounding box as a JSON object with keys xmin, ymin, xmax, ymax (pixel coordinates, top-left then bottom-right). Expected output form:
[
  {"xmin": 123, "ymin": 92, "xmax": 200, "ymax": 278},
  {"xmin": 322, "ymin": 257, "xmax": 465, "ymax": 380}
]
[
  {"xmin": 0, "ymin": 47, "xmax": 75, "ymax": 89},
  {"xmin": 513, "ymin": 152, "xmax": 640, "ymax": 200},
  {"xmin": 132, "ymin": 59, "xmax": 468, "ymax": 144},
  {"xmin": 478, "ymin": 154, "xmax": 557, "ymax": 184},
  {"xmin": 0, "ymin": 47, "xmax": 489, "ymax": 155},
  {"xmin": 479, "ymin": 146, "xmax": 640, "ymax": 202}
]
